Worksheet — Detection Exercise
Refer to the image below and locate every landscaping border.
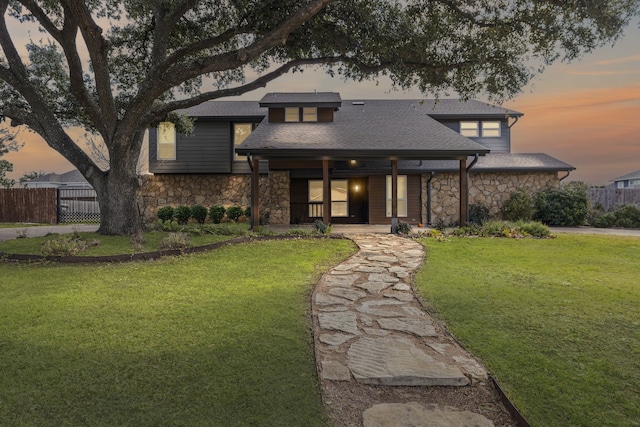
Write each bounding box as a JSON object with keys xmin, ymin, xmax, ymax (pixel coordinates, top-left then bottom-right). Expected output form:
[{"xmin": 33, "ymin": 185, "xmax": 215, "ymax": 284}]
[{"xmin": 0, "ymin": 234, "xmax": 344, "ymax": 264}]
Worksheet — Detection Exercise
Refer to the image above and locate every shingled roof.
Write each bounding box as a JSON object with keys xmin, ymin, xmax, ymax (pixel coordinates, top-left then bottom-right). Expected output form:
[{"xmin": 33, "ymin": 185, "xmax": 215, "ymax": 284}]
[{"xmin": 236, "ymin": 99, "xmax": 490, "ymax": 160}]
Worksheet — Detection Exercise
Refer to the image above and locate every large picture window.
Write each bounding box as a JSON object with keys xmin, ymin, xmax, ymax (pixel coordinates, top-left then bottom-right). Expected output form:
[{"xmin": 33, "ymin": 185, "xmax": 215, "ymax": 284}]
[
  {"xmin": 157, "ymin": 122, "xmax": 176, "ymax": 160},
  {"xmin": 234, "ymin": 123, "xmax": 253, "ymax": 161},
  {"xmin": 386, "ymin": 175, "xmax": 407, "ymax": 217},
  {"xmin": 302, "ymin": 107, "xmax": 318, "ymax": 122},
  {"xmin": 308, "ymin": 179, "xmax": 348, "ymax": 217}
]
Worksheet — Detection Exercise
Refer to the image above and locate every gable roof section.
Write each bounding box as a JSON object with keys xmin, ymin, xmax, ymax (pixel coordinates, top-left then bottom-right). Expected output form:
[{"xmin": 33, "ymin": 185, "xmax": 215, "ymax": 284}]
[
  {"xmin": 612, "ymin": 168, "xmax": 640, "ymax": 182},
  {"xmin": 420, "ymin": 99, "xmax": 523, "ymax": 118},
  {"xmin": 236, "ymin": 99, "xmax": 490, "ymax": 160}
]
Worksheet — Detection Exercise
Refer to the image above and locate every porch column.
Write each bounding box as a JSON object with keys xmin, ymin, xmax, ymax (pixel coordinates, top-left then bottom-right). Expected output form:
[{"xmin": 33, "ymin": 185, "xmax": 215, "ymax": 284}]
[
  {"xmin": 391, "ymin": 160, "xmax": 398, "ymax": 234},
  {"xmin": 322, "ymin": 159, "xmax": 331, "ymax": 224},
  {"xmin": 251, "ymin": 157, "xmax": 260, "ymax": 229},
  {"xmin": 459, "ymin": 158, "xmax": 467, "ymax": 226}
]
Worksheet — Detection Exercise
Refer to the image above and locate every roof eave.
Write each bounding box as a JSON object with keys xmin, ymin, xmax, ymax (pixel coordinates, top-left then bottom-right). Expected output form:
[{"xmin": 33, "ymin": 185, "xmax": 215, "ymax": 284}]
[{"xmin": 235, "ymin": 148, "xmax": 489, "ymax": 161}]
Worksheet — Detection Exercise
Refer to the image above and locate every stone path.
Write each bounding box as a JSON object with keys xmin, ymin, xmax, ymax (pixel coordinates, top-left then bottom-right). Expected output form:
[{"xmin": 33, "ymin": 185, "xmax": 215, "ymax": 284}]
[{"xmin": 312, "ymin": 233, "xmax": 504, "ymax": 427}]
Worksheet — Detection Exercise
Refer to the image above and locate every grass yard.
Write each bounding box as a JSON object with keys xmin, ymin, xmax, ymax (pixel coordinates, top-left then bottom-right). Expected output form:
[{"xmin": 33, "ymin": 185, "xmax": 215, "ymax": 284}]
[
  {"xmin": 416, "ymin": 234, "xmax": 640, "ymax": 427},
  {"xmin": 0, "ymin": 238, "xmax": 356, "ymax": 426}
]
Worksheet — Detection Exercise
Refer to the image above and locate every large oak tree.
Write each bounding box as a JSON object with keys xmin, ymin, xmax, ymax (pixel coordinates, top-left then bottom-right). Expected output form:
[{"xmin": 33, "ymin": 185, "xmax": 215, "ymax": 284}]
[{"xmin": 0, "ymin": 0, "xmax": 637, "ymax": 234}]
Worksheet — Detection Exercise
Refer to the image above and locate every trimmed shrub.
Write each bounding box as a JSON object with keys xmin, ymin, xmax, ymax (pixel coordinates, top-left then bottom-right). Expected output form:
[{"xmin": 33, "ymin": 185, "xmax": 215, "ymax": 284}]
[
  {"xmin": 191, "ymin": 205, "xmax": 208, "ymax": 224},
  {"xmin": 614, "ymin": 205, "xmax": 640, "ymax": 228},
  {"xmin": 469, "ymin": 203, "xmax": 491, "ymax": 225},
  {"xmin": 244, "ymin": 206, "xmax": 251, "ymax": 217},
  {"xmin": 516, "ymin": 220, "xmax": 551, "ymax": 238},
  {"xmin": 226, "ymin": 206, "xmax": 244, "ymax": 222},
  {"xmin": 502, "ymin": 188, "xmax": 535, "ymax": 221},
  {"xmin": 397, "ymin": 221, "xmax": 413, "ymax": 235},
  {"xmin": 157, "ymin": 206, "xmax": 174, "ymax": 222},
  {"xmin": 592, "ymin": 212, "xmax": 617, "ymax": 228},
  {"xmin": 314, "ymin": 219, "xmax": 332, "ymax": 235},
  {"xmin": 208, "ymin": 205, "xmax": 226, "ymax": 224},
  {"xmin": 174, "ymin": 205, "xmax": 192, "ymax": 225},
  {"xmin": 534, "ymin": 182, "xmax": 589, "ymax": 226}
]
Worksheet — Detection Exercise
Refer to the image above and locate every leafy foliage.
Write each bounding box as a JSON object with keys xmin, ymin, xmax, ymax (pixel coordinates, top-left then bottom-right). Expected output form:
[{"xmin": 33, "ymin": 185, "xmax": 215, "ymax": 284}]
[
  {"xmin": 396, "ymin": 221, "xmax": 413, "ymax": 235},
  {"xmin": 39, "ymin": 233, "xmax": 99, "ymax": 256},
  {"xmin": 501, "ymin": 188, "xmax": 535, "ymax": 221},
  {"xmin": 452, "ymin": 220, "xmax": 551, "ymax": 238},
  {"xmin": 208, "ymin": 205, "xmax": 226, "ymax": 224},
  {"xmin": 174, "ymin": 206, "xmax": 192, "ymax": 225},
  {"xmin": 225, "ymin": 206, "xmax": 244, "ymax": 222},
  {"xmin": 469, "ymin": 203, "xmax": 491, "ymax": 225},
  {"xmin": 591, "ymin": 204, "xmax": 640, "ymax": 229},
  {"xmin": 0, "ymin": 1, "xmax": 637, "ymax": 234},
  {"xmin": 534, "ymin": 182, "xmax": 589, "ymax": 226},
  {"xmin": 157, "ymin": 206, "xmax": 175, "ymax": 222},
  {"xmin": 190, "ymin": 205, "xmax": 208, "ymax": 224},
  {"xmin": 158, "ymin": 232, "xmax": 192, "ymax": 251}
]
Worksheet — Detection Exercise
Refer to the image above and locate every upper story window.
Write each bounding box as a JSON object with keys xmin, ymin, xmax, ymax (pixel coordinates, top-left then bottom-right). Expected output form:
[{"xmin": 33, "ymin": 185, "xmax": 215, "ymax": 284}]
[
  {"xmin": 285, "ymin": 107, "xmax": 299, "ymax": 122},
  {"xmin": 460, "ymin": 121, "xmax": 479, "ymax": 137},
  {"xmin": 157, "ymin": 121, "xmax": 176, "ymax": 160},
  {"xmin": 482, "ymin": 121, "xmax": 501, "ymax": 137},
  {"xmin": 303, "ymin": 107, "xmax": 318, "ymax": 122},
  {"xmin": 234, "ymin": 123, "xmax": 253, "ymax": 161}
]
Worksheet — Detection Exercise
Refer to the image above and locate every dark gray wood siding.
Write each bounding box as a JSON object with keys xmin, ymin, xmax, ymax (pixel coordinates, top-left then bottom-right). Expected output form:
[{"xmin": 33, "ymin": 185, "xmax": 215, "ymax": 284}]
[
  {"xmin": 436, "ymin": 119, "xmax": 511, "ymax": 153},
  {"xmin": 149, "ymin": 121, "xmax": 232, "ymax": 173}
]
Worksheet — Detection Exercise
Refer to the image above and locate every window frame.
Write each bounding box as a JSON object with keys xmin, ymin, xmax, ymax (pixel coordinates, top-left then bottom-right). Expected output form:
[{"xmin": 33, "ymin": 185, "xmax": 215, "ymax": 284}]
[
  {"xmin": 385, "ymin": 175, "xmax": 408, "ymax": 218},
  {"xmin": 302, "ymin": 107, "xmax": 318, "ymax": 122},
  {"xmin": 157, "ymin": 121, "xmax": 176, "ymax": 160},
  {"xmin": 233, "ymin": 123, "xmax": 254, "ymax": 161},
  {"xmin": 481, "ymin": 121, "xmax": 501, "ymax": 137},
  {"xmin": 308, "ymin": 179, "xmax": 349, "ymax": 218},
  {"xmin": 285, "ymin": 107, "xmax": 300, "ymax": 122},
  {"xmin": 460, "ymin": 121, "xmax": 479, "ymax": 137}
]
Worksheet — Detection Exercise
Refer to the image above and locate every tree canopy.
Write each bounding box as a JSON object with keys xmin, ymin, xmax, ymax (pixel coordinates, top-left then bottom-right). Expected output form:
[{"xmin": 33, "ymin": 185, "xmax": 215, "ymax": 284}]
[{"xmin": 0, "ymin": 0, "xmax": 637, "ymax": 234}]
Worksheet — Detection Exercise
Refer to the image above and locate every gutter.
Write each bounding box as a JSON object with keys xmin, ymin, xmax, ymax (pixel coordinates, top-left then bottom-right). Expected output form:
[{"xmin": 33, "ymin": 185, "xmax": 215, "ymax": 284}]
[
  {"xmin": 559, "ymin": 170, "xmax": 571, "ymax": 182},
  {"xmin": 465, "ymin": 154, "xmax": 480, "ymax": 225}
]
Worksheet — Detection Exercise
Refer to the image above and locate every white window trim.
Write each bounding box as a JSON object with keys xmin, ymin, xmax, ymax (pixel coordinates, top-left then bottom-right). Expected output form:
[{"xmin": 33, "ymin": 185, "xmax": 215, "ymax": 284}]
[
  {"xmin": 460, "ymin": 121, "xmax": 479, "ymax": 137},
  {"xmin": 302, "ymin": 107, "xmax": 318, "ymax": 122},
  {"xmin": 285, "ymin": 107, "xmax": 299, "ymax": 122},
  {"xmin": 481, "ymin": 121, "xmax": 501, "ymax": 137}
]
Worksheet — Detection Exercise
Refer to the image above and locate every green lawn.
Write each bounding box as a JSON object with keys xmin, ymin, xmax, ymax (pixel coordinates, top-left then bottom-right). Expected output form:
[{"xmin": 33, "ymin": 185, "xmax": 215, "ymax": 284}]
[
  {"xmin": 0, "ymin": 239, "xmax": 356, "ymax": 426},
  {"xmin": 416, "ymin": 234, "xmax": 640, "ymax": 427}
]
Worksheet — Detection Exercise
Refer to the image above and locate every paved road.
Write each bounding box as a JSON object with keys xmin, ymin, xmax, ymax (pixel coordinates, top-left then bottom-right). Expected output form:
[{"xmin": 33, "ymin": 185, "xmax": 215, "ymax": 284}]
[{"xmin": 0, "ymin": 224, "xmax": 99, "ymax": 242}]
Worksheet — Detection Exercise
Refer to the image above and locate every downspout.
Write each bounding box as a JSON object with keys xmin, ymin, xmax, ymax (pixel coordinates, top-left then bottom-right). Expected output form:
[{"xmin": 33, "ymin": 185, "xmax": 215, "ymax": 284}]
[
  {"xmin": 426, "ymin": 171, "xmax": 435, "ymax": 226},
  {"xmin": 559, "ymin": 170, "xmax": 571, "ymax": 182},
  {"xmin": 465, "ymin": 154, "xmax": 479, "ymax": 225}
]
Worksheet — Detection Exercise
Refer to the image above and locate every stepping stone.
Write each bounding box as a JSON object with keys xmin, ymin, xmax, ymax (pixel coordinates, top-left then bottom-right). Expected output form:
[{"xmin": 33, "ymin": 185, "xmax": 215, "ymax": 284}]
[
  {"xmin": 321, "ymin": 361, "xmax": 351, "ymax": 381},
  {"xmin": 319, "ymin": 333, "xmax": 356, "ymax": 346},
  {"xmin": 393, "ymin": 283, "xmax": 411, "ymax": 291},
  {"xmin": 315, "ymin": 294, "xmax": 350, "ymax": 306},
  {"xmin": 401, "ymin": 249, "xmax": 424, "ymax": 257},
  {"xmin": 318, "ymin": 311, "xmax": 359, "ymax": 335},
  {"xmin": 367, "ymin": 255, "xmax": 397, "ymax": 263},
  {"xmin": 324, "ymin": 275, "xmax": 358, "ymax": 287},
  {"xmin": 377, "ymin": 317, "xmax": 437, "ymax": 337},
  {"xmin": 347, "ymin": 337, "xmax": 469, "ymax": 386},
  {"xmin": 356, "ymin": 281, "xmax": 392, "ymax": 294},
  {"xmin": 368, "ymin": 273, "xmax": 400, "ymax": 283},
  {"xmin": 329, "ymin": 287, "xmax": 367, "ymax": 301},
  {"xmin": 355, "ymin": 265, "xmax": 387, "ymax": 273},
  {"xmin": 363, "ymin": 403, "xmax": 494, "ymax": 427},
  {"xmin": 383, "ymin": 290, "xmax": 414, "ymax": 302},
  {"xmin": 357, "ymin": 300, "xmax": 405, "ymax": 317}
]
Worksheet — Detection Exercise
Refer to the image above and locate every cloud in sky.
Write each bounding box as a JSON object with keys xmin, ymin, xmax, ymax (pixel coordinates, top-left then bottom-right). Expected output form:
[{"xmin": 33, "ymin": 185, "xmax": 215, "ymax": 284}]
[{"xmin": 594, "ymin": 54, "xmax": 640, "ymax": 65}]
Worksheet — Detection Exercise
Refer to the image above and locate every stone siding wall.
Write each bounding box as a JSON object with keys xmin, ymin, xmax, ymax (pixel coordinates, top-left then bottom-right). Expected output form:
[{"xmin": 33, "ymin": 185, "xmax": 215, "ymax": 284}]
[
  {"xmin": 421, "ymin": 171, "xmax": 560, "ymax": 225},
  {"xmin": 138, "ymin": 171, "xmax": 290, "ymax": 225}
]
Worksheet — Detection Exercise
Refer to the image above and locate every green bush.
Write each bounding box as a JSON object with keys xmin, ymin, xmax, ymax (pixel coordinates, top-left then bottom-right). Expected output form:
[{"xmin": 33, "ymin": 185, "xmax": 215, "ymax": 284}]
[
  {"xmin": 592, "ymin": 212, "xmax": 617, "ymax": 228},
  {"xmin": 502, "ymin": 188, "xmax": 535, "ymax": 221},
  {"xmin": 244, "ymin": 206, "xmax": 251, "ymax": 217},
  {"xmin": 534, "ymin": 182, "xmax": 589, "ymax": 226},
  {"xmin": 191, "ymin": 205, "xmax": 208, "ymax": 224},
  {"xmin": 397, "ymin": 221, "xmax": 413, "ymax": 235},
  {"xmin": 174, "ymin": 206, "xmax": 192, "ymax": 225},
  {"xmin": 454, "ymin": 220, "xmax": 551, "ymax": 239},
  {"xmin": 157, "ymin": 206, "xmax": 174, "ymax": 222},
  {"xmin": 314, "ymin": 219, "xmax": 332, "ymax": 235},
  {"xmin": 208, "ymin": 205, "xmax": 226, "ymax": 224},
  {"xmin": 158, "ymin": 232, "xmax": 192, "ymax": 251},
  {"xmin": 40, "ymin": 234, "xmax": 89, "ymax": 256},
  {"xmin": 516, "ymin": 220, "xmax": 551, "ymax": 238},
  {"xmin": 469, "ymin": 203, "xmax": 491, "ymax": 225},
  {"xmin": 226, "ymin": 206, "xmax": 244, "ymax": 222},
  {"xmin": 614, "ymin": 205, "xmax": 640, "ymax": 228}
]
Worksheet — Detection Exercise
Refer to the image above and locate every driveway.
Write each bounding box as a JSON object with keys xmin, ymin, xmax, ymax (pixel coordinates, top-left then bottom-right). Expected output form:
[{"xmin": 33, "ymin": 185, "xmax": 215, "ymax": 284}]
[{"xmin": 0, "ymin": 224, "xmax": 99, "ymax": 242}]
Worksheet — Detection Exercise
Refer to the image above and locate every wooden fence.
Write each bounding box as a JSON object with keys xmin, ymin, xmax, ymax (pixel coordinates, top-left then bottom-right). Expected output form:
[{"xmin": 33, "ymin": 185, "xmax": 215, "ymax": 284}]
[
  {"xmin": 0, "ymin": 188, "xmax": 58, "ymax": 223},
  {"xmin": 590, "ymin": 188, "xmax": 640, "ymax": 211}
]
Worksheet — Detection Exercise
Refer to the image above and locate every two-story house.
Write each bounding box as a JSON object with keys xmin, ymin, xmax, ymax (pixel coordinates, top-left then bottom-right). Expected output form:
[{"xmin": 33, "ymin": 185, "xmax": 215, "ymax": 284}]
[{"xmin": 141, "ymin": 92, "xmax": 574, "ymax": 227}]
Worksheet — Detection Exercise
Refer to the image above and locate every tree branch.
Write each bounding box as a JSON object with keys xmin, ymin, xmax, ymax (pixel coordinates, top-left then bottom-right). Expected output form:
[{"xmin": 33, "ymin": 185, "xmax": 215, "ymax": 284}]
[
  {"xmin": 62, "ymin": 0, "xmax": 117, "ymax": 136},
  {"xmin": 18, "ymin": 0, "xmax": 64, "ymax": 42}
]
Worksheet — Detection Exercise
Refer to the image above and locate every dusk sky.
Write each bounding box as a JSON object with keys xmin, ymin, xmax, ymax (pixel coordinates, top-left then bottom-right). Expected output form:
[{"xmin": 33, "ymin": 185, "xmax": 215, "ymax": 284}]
[{"xmin": 4, "ymin": 19, "xmax": 639, "ymax": 186}]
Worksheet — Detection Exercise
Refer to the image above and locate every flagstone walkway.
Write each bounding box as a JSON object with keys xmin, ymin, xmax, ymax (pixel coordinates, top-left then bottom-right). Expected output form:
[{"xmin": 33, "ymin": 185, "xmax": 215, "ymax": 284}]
[{"xmin": 312, "ymin": 233, "xmax": 510, "ymax": 427}]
